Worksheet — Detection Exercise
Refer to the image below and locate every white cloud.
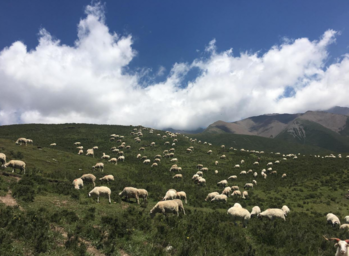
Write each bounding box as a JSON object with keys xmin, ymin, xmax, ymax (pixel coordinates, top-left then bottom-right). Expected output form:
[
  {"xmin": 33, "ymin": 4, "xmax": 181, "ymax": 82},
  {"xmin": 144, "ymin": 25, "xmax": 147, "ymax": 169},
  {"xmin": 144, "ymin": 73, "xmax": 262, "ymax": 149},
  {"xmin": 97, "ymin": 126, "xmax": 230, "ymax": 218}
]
[{"xmin": 0, "ymin": 4, "xmax": 348, "ymax": 130}]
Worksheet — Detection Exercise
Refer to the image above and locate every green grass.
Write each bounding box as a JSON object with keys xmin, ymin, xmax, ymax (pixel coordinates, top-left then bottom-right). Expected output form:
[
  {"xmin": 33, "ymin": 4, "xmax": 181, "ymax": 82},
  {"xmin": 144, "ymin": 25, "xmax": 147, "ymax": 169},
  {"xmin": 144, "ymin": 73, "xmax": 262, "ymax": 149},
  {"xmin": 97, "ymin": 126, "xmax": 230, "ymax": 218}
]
[{"xmin": 0, "ymin": 123, "xmax": 348, "ymax": 255}]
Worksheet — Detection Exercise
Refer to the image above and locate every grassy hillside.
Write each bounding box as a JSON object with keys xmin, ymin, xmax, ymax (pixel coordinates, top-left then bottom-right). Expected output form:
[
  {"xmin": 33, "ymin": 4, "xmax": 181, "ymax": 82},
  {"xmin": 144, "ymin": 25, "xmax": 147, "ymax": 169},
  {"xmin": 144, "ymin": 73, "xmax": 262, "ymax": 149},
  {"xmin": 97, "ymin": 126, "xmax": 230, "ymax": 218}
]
[
  {"xmin": 0, "ymin": 124, "xmax": 348, "ymax": 255},
  {"xmin": 276, "ymin": 119, "xmax": 349, "ymax": 153}
]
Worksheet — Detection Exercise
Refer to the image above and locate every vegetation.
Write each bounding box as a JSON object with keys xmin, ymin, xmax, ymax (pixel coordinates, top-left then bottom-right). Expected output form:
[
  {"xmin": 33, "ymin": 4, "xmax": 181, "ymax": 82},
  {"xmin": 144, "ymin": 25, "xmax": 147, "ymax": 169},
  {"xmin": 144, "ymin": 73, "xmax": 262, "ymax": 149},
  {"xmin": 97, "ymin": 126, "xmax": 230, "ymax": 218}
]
[{"xmin": 0, "ymin": 123, "xmax": 348, "ymax": 255}]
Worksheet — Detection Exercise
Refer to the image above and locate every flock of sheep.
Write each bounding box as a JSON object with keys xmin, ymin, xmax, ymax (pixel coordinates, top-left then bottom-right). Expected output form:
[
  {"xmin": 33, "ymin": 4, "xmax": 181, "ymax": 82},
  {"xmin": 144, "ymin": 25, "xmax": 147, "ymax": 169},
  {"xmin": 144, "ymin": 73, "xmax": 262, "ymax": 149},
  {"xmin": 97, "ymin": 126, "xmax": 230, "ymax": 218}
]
[{"xmin": 1, "ymin": 130, "xmax": 349, "ymax": 255}]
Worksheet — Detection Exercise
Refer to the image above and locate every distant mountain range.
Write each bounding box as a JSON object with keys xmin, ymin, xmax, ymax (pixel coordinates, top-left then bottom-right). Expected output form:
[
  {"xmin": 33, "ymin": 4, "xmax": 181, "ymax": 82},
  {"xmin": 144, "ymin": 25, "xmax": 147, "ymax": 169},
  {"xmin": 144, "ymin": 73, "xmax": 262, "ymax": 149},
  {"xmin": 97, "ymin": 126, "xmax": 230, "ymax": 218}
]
[{"xmin": 204, "ymin": 106, "xmax": 349, "ymax": 152}]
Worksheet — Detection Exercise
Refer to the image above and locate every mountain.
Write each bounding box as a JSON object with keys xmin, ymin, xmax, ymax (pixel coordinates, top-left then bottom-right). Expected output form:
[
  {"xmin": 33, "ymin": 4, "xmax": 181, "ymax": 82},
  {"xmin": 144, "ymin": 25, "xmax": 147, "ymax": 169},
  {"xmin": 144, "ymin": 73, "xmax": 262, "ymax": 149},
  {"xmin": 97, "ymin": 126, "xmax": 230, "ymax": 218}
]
[
  {"xmin": 205, "ymin": 108, "xmax": 349, "ymax": 152},
  {"xmin": 324, "ymin": 106, "xmax": 349, "ymax": 116}
]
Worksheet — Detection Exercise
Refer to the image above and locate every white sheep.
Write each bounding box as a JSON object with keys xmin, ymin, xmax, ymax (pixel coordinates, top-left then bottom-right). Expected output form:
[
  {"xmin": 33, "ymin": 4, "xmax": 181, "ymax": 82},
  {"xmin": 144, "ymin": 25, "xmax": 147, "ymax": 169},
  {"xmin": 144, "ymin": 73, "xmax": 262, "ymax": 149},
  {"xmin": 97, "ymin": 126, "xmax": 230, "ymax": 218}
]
[
  {"xmin": 205, "ymin": 192, "xmax": 219, "ymax": 201},
  {"xmin": 217, "ymin": 179, "xmax": 228, "ymax": 187},
  {"xmin": 80, "ymin": 174, "xmax": 96, "ymax": 187},
  {"xmin": 78, "ymin": 149, "xmax": 84, "ymax": 155},
  {"xmin": 253, "ymin": 172, "xmax": 258, "ymax": 177},
  {"xmin": 101, "ymin": 153, "xmax": 110, "ymax": 160},
  {"xmin": 250, "ymin": 206, "xmax": 261, "ymax": 217},
  {"xmin": 197, "ymin": 177, "xmax": 206, "ymax": 186},
  {"xmin": 207, "ymin": 150, "xmax": 212, "ymax": 155},
  {"xmin": 282, "ymin": 173, "xmax": 287, "ymax": 178},
  {"xmin": 240, "ymin": 171, "xmax": 247, "ymax": 175},
  {"xmin": 323, "ymin": 236, "xmax": 349, "ymax": 256},
  {"xmin": 108, "ymin": 158, "xmax": 118, "ymax": 165},
  {"xmin": 177, "ymin": 191, "xmax": 187, "ymax": 204},
  {"xmin": 119, "ymin": 187, "xmax": 140, "ymax": 204},
  {"xmin": 201, "ymin": 167, "xmax": 208, "ymax": 172},
  {"xmin": 241, "ymin": 160, "xmax": 245, "ymax": 164},
  {"xmin": 215, "ymin": 160, "xmax": 219, "ymax": 166},
  {"xmin": 252, "ymin": 180, "xmax": 257, "ymax": 185},
  {"xmin": 196, "ymin": 171, "xmax": 203, "ymax": 177},
  {"xmin": 76, "ymin": 146, "xmax": 83, "ymax": 150},
  {"xmin": 267, "ymin": 162, "xmax": 273, "ymax": 166},
  {"xmin": 170, "ymin": 158, "xmax": 178, "ymax": 162},
  {"xmin": 231, "ymin": 186, "xmax": 239, "ymax": 191},
  {"xmin": 118, "ymin": 156, "xmax": 125, "ymax": 162},
  {"xmin": 253, "ymin": 161, "xmax": 259, "ymax": 165},
  {"xmin": 262, "ymin": 173, "xmax": 267, "ymax": 179},
  {"xmin": 86, "ymin": 149, "xmax": 94, "ymax": 158},
  {"xmin": 89, "ymin": 186, "xmax": 111, "ymax": 203},
  {"xmin": 72, "ymin": 178, "xmax": 83, "ymax": 189},
  {"xmin": 150, "ymin": 200, "xmax": 185, "ymax": 218},
  {"xmin": 2, "ymin": 160, "xmax": 26, "ymax": 174},
  {"xmin": 234, "ymin": 164, "xmax": 240, "ymax": 168},
  {"xmin": 93, "ymin": 146, "xmax": 99, "ymax": 150},
  {"xmin": 340, "ymin": 224, "xmax": 349, "ymax": 230},
  {"xmin": 92, "ymin": 162, "xmax": 104, "ymax": 172},
  {"xmin": 16, "ymin": 138, "xmax": 27, "ymax": 146},
  {"xmin": 99, "ymin": 175, "xmax": 114, "ymax": 183},
  {"xmin": 259, "ymin": 209, "xmax": 286, "ymax": 221},
  {"xmin": 50, "ymin": 143, "xmax": 57, "ymax": 146},
  {"xmin": 327, "ymin": 213, "xmax": 341, "ymax": 227},
  {"xmin": 173, "ymin": 174, "xmax": 183, "ymax": 179},
  {"xmin": 222, "ymin": 187, "xmax": 232, "ymax": 197},
  {"xmin": 163, "ymin": 189, "xmax": 177, "ymax": 201},
  {"xmin": 345, "ymin": 216, "xmax": 349, "ymax": 223},
  {"xmin": 151, "ymin": 163, "xmax": 158, "ymax": 168},
  {"xmin": 231, "ymin": 190, "xmax": 241, "ymax": 197},
  {"xmin": 227, "ymin": 205, "xmax": 251, "ymax": 228},
  {"xmin": 220, "ymin": 155, "xmax": 226, "ymax": 159},
  {"xmin": 0, "ymin": 153, "xmax": 6, "ymax": 165},
  {"xmin": 74, "ymin": 142, "xmax": 81, "ymax": 145},
  {"xmin": 233, "ymin": 203, "xmax": 242, "ymax": 208},
  {"xmin": 244, "ymin": 183, "xmax": 254, "ymax": 189},
  {"xmin": 137, "ymin": 189, "xmax": 148, "ymax": 202},
  {"xmin": 211, "ymin": 194, "xmax": 228, "ymax": 203},
  {"xmin": 143, "ymin": 159, "xmax": 151, "ymax": 164},
  {"xmin": 196, "ymin": 164, "xmax": 203, "ymax": 169},
  {"xmin": 228, "ymin": 175, "xmax": 237, "ymax": 180}
]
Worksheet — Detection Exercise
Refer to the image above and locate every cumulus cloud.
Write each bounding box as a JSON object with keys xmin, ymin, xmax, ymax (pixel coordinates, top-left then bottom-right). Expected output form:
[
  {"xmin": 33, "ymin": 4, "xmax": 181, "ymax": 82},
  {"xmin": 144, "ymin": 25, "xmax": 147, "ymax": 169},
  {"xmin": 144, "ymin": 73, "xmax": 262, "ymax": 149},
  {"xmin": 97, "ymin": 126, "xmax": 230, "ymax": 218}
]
[{"xmin": 0, "ymin": 3, "xmax": 348, "ymax": 130}]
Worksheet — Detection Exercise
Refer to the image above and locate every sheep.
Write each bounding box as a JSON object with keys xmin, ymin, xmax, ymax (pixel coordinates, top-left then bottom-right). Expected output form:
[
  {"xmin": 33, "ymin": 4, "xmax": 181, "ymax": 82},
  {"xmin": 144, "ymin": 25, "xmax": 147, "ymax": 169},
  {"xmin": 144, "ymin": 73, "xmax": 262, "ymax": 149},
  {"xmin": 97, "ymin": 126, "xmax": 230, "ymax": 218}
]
[
  {"xmin": 205, "ymin": 192, "xmax": 219, "ymax": 201},
  {"xmin": 222, "ymin": 187, "xmax": 232, "ymax": 197},
  {"xmin": 259, "ymin": 209, "xmax": 286, "ymax": 221},
  {"xmin": 92, "ymin": 162, "xmax": 104, "ymax": 172},
  {"xmin": 242, "ymin": 191, "xmax": 248, "ymax": 199},
  {"xmin": 0, "ymin": 153, "xmax": 6, "ymax": 165},
  {"xmin": 267, "ymin": 162, "xmax": 273, "ymax": 166},
  {"xmin": 327, "ymin": 213, "xmax": 341, "ymax": 227},
  {"xmin": 227, "ymin": 206, "xmax": 251, "ymax": 228},
  {"xmin": 345, "ymin": 216, "xmax": 349, "ymax": 223},
  {"xmin": 150, "ymin": 200, "xmax": 184, "ymax": 218},
  {"xmin": 99, "ymin": 175, "xmax": 114, "ymax": 183},
  {"xmin": 151, "ymin": 163, "xmax": 158, "ymax": 168},
  {"xmin": 89, "ymin": 186, "xmax": 111, "ymax": 203},
  {"xmin": 119, "ymin": 187, "xmax": 140, "ymax": 204},
  {"xmin": 228, "ymin": 175, "xmax": 237, "ymax": 180},
  {"xmin": 118, "ymin": 156, "xmax": 125, "ymax": 162},
  {"xmin": 253, "ymin": 161, "xmax": 259, "ymax": 165},
  {"xmin": 217, "ymin": 180, "xmax": 228, "ymax": 187},
  {"xmin": 173, "ymin": 174, "xmax": 183, "ymax": 179},
  {"xmin": 340, "ymin": 224, "xmax": 349, "ymax": 230},
  {"xmin": 74, "ymin": 142, "xmax": 81, "ymax": 145},
  {"xmin": 282, "ymin": 173, "xmax": 287, "ymax": 178},
  {"xmin": 207, "ymin": 150, "xmax": 212, "ymax": 155},
  {"xmin": 169, "ymin": 164, "xmax": 179, "ymax": 172},
  {"xmin": 163, "ymin": 189, "xmax": 177, "ymax": 201},
  {"xmin": 137, "ymin": 189, "xmax": 148, "ymax": 202},
  {"xmin": 112, "ymin": 148, "xmax": 119, "ymax": 153},
  {"xmin": 154, "ymin": 158, "xmax": 161, "ymax": 163},
  {"xmin": 2, "ymin": 160, "xmax": 26, "ymax": 174},
  {"xmin": 247, "ymin": 169, "xmax": 253, "ymax": 174},
  {"xmin": 220, "ymin": 155, "xmax": 226, "ymax": 159},
  {"xmin": 234, "ymin": 164, "xmax": 240, "ymax": 168},
  {"xmin": 176, "ymin": 191, "xmax": 187, "ymax": 204},
  {"xmin": 72, "ymin": 178, "xmax": 83, "ymax": 189},
  {"xmin": 271, "ymin": 171, "xmax": 277, "ymax": 175},
  {"xmin": 86, "ymin": 149, "xmax": 94, "ymax": 158},
  {"xmin": 26, "ymin": 139, "xmax": 33, "ymax": 144},
  {"xmin": 267, "ymin": 167, "xmax": 272, "ymax": 171},
  {"xmin": 196, "ymin": 171, "xmax": 203, "ymax": 177},
  {"xmin": 192, "ymin": 174, "xmax": 200, "ymax": 182},
  {"xmin": 323, "ymin": 236, "xmax": 349, "ymax": 256},
  {"xmin": 78, "ymin": 149, "xmax": 84, "ymax": 155},
  {"xmin": 211, "ymin": 194, "xmax": 228, "ymax": 203},
  {"xmin": 101, "ymin": 153, "xmax": 110, "ymax": 160},
  {"xmin": 215, "ymin": 161, "xmax": 219, "ymax": 166},
  {"xmin": 231, "ymin": 186, "xmax": 239, "ymax": 191},
  {"xmin": 16, "ymin": 138, "xmax": 27, "ymax": 146},
  {"xmin": 244, "ymin": 183, "xmax": 254, "ymax": 189},
  {"xmin": 80, "ymin": 174, "xmax": 96, "ymax": 187},
  {"xmin": 197, "ymin": 177, "xmax": 206, "ymax": 186},
  {"xmin": 262, "ymin": 173, "xmax": 267, "ymax": 179},
  {"xmin": 240, "ymin": 171, "xmax": 247, "ymax": 175},
  {"xmin": 170, "ymin": 158, "xmax": 178, "ymax": 162},
  {"xmin": 50, "ymin": 143, "xmax": 57, "ymax": 146},
  {"xmin": 241, "ymin": 160, "xmax": 245, "ymax": 164},
  {"xmin": 201, "ymin": 167, "xmax": 208, "ymax": 172},
  {"xmin": 231, "ymin": 190, "xmax": 241, "ymax": 197},
  {"xmin": 76, "ymin": 146, "xmax": 83, "ymax": 150},
  {"xmin": 282, "ymin": 205, "xmax": 290, "ymax": 216},
  {"xmin": 143, "ymin": 159, "xmax": 151, "ymax": 164},
  {"xmin": 215, "ymin": 170, "xmax": 219, "ymax": 174},
  {"xmin": 275, "ymin": 160, "xmax": 280, "ymax": 164},
  {"xmin": 93, "ymin": 146, "xmax": 98, "ymax": 150},
  {"xmin": 252, "ymin": 180, "xmax": 257, "ymax": 185},
  {"xmin": 250, "ymin": 206, "xmax": 261, "ymax": 217},
  {"xmin": 108, "ymin": 158, "xmax": 118, "ymax": 165}
]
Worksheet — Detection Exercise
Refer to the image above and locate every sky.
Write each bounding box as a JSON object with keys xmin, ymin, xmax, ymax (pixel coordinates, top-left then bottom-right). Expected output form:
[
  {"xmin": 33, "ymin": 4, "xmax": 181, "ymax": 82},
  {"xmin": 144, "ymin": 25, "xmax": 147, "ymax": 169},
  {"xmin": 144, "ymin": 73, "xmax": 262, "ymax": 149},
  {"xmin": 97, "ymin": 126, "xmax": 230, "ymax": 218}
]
[{"xmin": 1, "ymin": 1, "xmax": 349, "ymax": 129}]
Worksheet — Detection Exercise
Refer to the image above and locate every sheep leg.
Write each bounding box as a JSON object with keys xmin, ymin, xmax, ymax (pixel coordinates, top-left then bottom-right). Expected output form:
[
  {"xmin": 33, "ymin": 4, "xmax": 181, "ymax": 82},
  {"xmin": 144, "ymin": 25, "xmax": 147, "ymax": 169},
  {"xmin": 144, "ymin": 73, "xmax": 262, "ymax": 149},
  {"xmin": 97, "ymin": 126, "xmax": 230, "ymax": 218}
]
[
  {"xmin": 136, "ymin": 195, "xmax": 139, "ymax": 205},
  {"xmin": 12, "ymin": 168, "xmax": 14, "ymax": 173},
  {"xmin": 97, "ymin": 196, "xmax": 100, "ymax": 203},
  {"xmin": 108, "ymin": 194, "xmax": 111, "ymax": 204},
  {"xmin": 93, "ymin": 181, "xmax": 96, "ymax": 187}
]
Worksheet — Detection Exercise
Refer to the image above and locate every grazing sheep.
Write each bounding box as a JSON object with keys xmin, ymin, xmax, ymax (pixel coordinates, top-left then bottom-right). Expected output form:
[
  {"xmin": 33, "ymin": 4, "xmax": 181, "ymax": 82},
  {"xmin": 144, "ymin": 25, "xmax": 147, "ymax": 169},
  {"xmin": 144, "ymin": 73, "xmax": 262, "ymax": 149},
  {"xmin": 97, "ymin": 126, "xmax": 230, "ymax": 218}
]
[
  {"xmin": 151, "ymin": 163, "xmax": 158, "ymax": 167},
  {"xmin": 262, "ymin": 173, "xmax": 267, "ymax": 179},
  {"xmin": 92, "ymin": 162, "xmax": 104, "ymax": 172},
  {"xmin": 170, "ymin": 158, "xmax": 178, "ymax": 162},
  {"xmin": 253, "ymin": 172, "xmax": 258, "ymax": 177},
  {"xmin": 197, "ymin": 177, "xmax": 206, "ymax": 186},
  {"xmin": 244, "ymin": 183, "xmax": 254, "ymax": 189},
  {"xmin": 271, "ymin": 171, "xmax": 277, "ymax": 175},
  {"xmin": 163, "ymin": 189, "xmax": 177, "ymax": 201},
  {"xmin": 241, "ymin": 160, "xmax": 245, "ymax": 164},
  {"xmin": 259, "ymin": 209, "xmax": 286, "ymax": 221},
  {"xmin": 143, "ymin": 159, "xmax": 151, "ymax": 164},
  {"xmin": 282, "ymin": 205, "xmax": 290, "ymax": 216},
  {"xmin": 231, "ymin": 186, "xmax": 239, "ymax": 191},
  {"xmin": 267, "ymin": 162, "xmax": 273, "ymax": 166},
  {"xmin": 240, "ymin": 171, "xmax": 247, "ymax": 175},
  {"xmin": 101, "ymin": 153, "xmax": 110, "ymax": 160},
  {"xmin": 211, "ymin": 194, "xmax": 228, "ymax": 203},
  {"xmin": 76, "ymin": 146, "xmax": 83, "ymax": 150},
  {"xmin": 207, "ymin": 150, "xmax": 212, "ymax": 155},
  {"xmin": 150, "ymin": 200, "xmax": 184, "ymax": 218},
  {"xmin": 177, "ymin": 191, "xmax": 187, "ymax": 204},
  {"xmin": 222, "ymin": 187, "xmax": 232, "ymax": 197},
  {"xmin": 253, "ymin": 161, "xmax": 259, "ymax": 165},
  {"xmin": 340, "ymin": 224, "xmax": 349, "ymax": 230},
  {"xmin": 231, "ymin": 190, "xmax": 241, "ymax": 197},
  {"xmin": 118, "ymin": 156, "xmax": 125, "ymax": 162},
  {"xmin": 108, "ymin": 158, "xmax": 118, "ymax": 165},
  {"xmin": 119, "ymin": 187, "xmax": 140, "ymax": 204},
  {"xmin": 196, "ymin": 171, "xmax": 203, "ymax": 177},
  {"xmin": 81, "ymin": 174, "xmax": 96, "ymax": 187},
  {"xmin": 154, "ymin": 158, "xmax": 161, "ymax": 163},
  {"xmin": 227, "ymin": 206, "xmax": 251, "ymax": 227},
  {"xmin": 2, "ymin": 160, "xmax": 26, "ymax": 174},
  {"xmin": 205, "ymin": 192, "xmax": 219, "ymax": 201},
  {"xmin": 252, "ymin": 180, "xmax": 257, "ymax": 185},
  {"xmin": 250, "ymin": 206, "xmax": 261, "ymax": 217},
  {"xmin": 137, "ymin": 189, "xmax": 148, "ymax": 202},
  {"xmin": 50, "ymin": 143, "xmax": 56, "ymax": 146},
  {"xmin": 345, "ymin": 216, "xmax": 349, "ymax": 223},
  {"xmin": 327, "ymin": 213, "xmax": 341, "ymax": 227},
  {"xmin": 72, "ymin": 178, "xmax": 83, "ymax": 189},
  {"xmin": 217, "ymin": 180, "xmax": 228, "ymax": 187},
  {"xmin": 99, "ymin": 175, "xmax": 114, "ymax": 183},
  {"xmin": 247, "ymin": 169, "xmax": 253, "ymax": 174},
  {"xmin": 0, "ymin": 153, "xmax": 6, "ymax": 165},
  {"xmin": 16, "ymin": 138, "xmax": 27, "ymax": 146},
  {"xmin": 173, "ymin": 174, "xmax": 183, "ymax": 179},
  {"xmin": 242, "ymin": 191, "xmax": 248, "ymax": 199},
  {"xmin": 215, "ymin": 170, "xmax": 219, "ymax": 174},
  {"xmin": 93, "ymin": 146, "xmax": 98, "ymax": 150},
  {"xmin": 89, "ymin": 186, "xmax": 111, "ymax": 203},
  {"xmin": 282, "ymin": 173, "xmax": 287, "ymax": 178},
  {"xmin": 323, "ymin": 236, "xmax": 349, "ymax": 256},
  {"xmin": 78, "ymin": 149, "xmax": 84, "ymax": 155},
  {"xmin": 86, "ymin": 149, "xmax": 94, "ymax": 158},
  {"xmin": 192, "ymin": 174, "xmax": 200, "ymax": 182},
  {"xmin": 201, "ymin": 167, "xmax": 208, "ymax": 172},
  {"xmin": 169, "ymin": 164, "xmax": 179, "ymax": 172},
  {"xmin": 74, "ymin": 142, "xmax": 81, "ymax": 145},
  {"xmin": 215, "ymin": 161, "xmax": 219, "ymax": 166},
  {"xmin": 234, "ymin": 164, "xmax": 240, "ymax": 168},
  {"xmin": 228, "ymin": 175, "xmax": 237, "ymax": 180},
  {"xmin": 220, "ymin": 155, "xmax": 226, "ymax": 159},
  {"xmin": 197, "ymin": 164, "xmax": 203, "ymax": 169},
  {"xmin": 275, "ymin": 160, "xmax": 280, "ymax": 164}
]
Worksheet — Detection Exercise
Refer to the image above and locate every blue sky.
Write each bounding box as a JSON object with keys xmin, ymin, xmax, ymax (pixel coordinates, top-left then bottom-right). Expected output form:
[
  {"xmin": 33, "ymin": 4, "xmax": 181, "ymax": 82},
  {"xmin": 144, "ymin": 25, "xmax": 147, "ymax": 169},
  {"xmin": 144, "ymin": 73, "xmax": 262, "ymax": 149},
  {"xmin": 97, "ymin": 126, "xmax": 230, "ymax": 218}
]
[{"xmin": 1, "ymin": 1, "xmax": 349, "ymax": 129}]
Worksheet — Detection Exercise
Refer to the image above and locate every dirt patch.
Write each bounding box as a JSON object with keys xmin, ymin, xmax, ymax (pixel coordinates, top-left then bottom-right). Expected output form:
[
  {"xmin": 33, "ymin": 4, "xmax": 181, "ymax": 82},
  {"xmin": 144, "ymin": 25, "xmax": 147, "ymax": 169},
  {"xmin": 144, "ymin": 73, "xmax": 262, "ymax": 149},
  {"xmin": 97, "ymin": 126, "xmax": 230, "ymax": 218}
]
[{"xmin": 0, "ymin": 190, "xmax": 23, "ymax": 210}]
